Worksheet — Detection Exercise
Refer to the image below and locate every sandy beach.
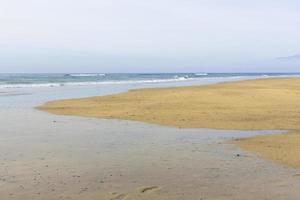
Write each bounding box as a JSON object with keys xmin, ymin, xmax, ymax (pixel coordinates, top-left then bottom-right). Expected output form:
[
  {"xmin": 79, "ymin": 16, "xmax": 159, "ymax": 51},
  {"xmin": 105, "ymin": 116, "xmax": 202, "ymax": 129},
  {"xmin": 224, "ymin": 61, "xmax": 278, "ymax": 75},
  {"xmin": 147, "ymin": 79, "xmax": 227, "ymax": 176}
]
[
  {"xmin": 2, "ymin": 77, "xmax": 300, "ymax": 200},
  {"xmin": 39, "ymin": 77, "xmax": 300, "ymax": 167}
]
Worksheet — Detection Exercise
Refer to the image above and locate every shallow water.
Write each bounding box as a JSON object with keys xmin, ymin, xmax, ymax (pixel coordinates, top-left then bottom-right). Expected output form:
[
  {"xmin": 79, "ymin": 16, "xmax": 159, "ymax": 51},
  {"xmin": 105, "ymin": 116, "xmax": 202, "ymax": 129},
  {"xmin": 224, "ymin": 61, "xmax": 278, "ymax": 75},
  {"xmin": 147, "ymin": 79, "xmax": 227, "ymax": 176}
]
[{"xmin": 0, "ymin": 75, "xmax": 261, "ymax": 108}]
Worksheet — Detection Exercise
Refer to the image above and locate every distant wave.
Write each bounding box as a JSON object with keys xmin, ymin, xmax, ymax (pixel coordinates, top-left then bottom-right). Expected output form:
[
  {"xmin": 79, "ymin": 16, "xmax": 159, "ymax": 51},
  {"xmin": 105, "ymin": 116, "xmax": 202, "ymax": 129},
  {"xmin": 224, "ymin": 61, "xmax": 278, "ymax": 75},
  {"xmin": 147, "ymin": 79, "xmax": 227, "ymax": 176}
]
[
  {"xmin": 194, "ymin": 73, "xmax": 208, "ymax": 76},
  {"xmin": 66, "ymin": 73, "xmax": 106, "ymax": 77},
  {"xmin": 1, "ymin": 73, "xmax": 299, "ymax": 89},
  {"xmin": 0, "ymin": 77, "xmax": 196, "ymax": 89},
  {"xmin": 173, "ymin": 75, "xmax": 191, "ymax": 80}
]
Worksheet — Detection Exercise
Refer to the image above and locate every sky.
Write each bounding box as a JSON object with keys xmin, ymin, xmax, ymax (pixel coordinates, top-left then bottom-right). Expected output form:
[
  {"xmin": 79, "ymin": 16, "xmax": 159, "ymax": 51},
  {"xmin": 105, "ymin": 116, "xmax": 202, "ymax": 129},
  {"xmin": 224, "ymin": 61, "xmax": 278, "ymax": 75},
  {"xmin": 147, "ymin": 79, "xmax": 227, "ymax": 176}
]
[{"xmin": 0, "ymin": 0, "xmax": 300, "ymax": 73}]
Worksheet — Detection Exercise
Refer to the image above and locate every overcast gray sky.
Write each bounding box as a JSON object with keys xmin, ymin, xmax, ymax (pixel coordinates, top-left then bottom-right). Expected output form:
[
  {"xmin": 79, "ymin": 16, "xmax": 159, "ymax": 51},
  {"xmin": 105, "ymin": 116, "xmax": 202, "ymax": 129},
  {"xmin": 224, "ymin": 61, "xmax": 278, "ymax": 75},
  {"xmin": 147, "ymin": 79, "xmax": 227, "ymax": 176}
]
[{"xmin": 1, "ymin": 0, "xmax": 300, "ymax": 73}]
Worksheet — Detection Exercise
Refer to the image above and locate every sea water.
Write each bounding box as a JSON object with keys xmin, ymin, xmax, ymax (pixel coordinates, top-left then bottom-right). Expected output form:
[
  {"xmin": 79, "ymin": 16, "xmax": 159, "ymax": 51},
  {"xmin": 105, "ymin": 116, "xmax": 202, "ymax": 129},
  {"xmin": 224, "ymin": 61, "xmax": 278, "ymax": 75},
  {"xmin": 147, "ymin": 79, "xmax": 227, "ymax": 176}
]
[
  {"xmin": 0, "ymin": 73, "xmax": 299, "ymax": 108},
  {"xmin": 0, "ymin": 73, "xmax": 298, "ymax": 89}
]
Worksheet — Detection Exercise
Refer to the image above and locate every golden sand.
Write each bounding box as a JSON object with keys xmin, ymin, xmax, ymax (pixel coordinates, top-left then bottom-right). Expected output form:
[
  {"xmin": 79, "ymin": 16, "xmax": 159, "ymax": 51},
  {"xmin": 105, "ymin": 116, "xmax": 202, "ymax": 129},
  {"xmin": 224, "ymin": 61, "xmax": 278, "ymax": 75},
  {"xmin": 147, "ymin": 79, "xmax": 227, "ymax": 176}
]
[
  {"xmin": 38, "ymin": 78, "xmax": 300, "ymax": 167},
  {"xmin": 232, "ymin": 132, "xmax": 300, "ymax": 168}
]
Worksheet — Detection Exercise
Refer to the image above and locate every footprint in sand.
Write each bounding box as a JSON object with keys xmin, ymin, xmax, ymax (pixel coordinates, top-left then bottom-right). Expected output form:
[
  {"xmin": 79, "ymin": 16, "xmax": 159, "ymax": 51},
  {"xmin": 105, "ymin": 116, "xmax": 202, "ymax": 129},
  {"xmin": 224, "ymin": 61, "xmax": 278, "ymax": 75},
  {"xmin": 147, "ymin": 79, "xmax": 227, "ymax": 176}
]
[
  {"xmin": 293, "ymin": 174, "xmax": 300, "ymax": 177},
  {"xmin": 138, "ymin": 186, "xmax": 160, "ymax": 193}
]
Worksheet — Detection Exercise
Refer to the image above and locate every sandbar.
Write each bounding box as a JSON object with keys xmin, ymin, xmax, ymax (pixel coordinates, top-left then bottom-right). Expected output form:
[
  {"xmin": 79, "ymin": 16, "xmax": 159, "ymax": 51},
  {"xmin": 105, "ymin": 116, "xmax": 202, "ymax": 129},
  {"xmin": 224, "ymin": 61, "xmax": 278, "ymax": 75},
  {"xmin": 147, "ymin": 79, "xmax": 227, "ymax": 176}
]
[{"xmin": 38, "ymin": 77, "xmax": 300, "ymax": 167}]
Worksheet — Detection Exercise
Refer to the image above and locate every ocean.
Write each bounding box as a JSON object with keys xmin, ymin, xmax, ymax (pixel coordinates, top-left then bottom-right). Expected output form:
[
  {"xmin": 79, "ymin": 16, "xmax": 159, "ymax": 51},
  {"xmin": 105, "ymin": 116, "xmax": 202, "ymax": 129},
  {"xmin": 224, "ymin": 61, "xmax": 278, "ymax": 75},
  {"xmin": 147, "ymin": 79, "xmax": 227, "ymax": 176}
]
[{"xmin": 0, "ymin": 73, "xmax": 298, "ymax": 89}]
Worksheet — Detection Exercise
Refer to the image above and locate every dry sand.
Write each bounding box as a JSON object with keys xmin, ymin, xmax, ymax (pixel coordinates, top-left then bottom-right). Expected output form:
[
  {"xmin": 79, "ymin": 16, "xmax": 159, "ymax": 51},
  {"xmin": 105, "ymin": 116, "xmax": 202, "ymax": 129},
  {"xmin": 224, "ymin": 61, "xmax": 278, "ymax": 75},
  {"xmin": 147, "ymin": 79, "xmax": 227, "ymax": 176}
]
[{"xmin": 39, "ymin": 77, "xmax": 300, "ymax": 167}]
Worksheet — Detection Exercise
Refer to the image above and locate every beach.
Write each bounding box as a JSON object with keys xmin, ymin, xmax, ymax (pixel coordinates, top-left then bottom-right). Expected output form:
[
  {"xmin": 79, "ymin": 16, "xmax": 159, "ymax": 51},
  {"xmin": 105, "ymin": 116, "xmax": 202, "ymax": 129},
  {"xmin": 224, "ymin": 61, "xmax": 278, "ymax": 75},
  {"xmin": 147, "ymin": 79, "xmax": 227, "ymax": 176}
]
[
  {"xmin": 39, "ymin": 77, "xmax": 300, "ymax": 167},
  {"xmin": 2, "ymin": 76, "xmax": 300, "ymax": 199},
  {"xmin": 39, "ymin": 77, "xmax": 300, "ymax": 129}
]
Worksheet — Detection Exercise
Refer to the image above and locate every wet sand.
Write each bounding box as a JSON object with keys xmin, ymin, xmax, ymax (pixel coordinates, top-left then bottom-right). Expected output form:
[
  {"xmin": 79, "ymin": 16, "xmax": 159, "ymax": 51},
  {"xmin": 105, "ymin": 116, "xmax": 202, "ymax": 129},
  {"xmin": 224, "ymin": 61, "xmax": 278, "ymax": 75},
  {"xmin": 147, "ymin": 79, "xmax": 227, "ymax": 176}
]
[
  {"xmin": 1, "ymin": 109, "xmax": 300, "ymax": 200},
  {"xmin": 39, "ymin": 77, "xmax": 300, "ymax": 167}
]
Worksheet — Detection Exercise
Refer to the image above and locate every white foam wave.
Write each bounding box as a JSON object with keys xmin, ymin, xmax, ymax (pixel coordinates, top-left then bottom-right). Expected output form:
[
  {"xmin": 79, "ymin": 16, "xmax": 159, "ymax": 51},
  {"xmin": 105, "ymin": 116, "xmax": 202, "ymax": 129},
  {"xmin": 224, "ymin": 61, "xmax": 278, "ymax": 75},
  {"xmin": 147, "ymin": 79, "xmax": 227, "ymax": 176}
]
[
  {"xmin": 0, "ymin": 77, "xmax": 196, "ymax": 89},
  {"xmin": 66, "ymin": 73, "xmax": 106, "ymax": 77},
  {"xmin": 195, "ymin": 73, "xmax": 208, "ymax": 76}
]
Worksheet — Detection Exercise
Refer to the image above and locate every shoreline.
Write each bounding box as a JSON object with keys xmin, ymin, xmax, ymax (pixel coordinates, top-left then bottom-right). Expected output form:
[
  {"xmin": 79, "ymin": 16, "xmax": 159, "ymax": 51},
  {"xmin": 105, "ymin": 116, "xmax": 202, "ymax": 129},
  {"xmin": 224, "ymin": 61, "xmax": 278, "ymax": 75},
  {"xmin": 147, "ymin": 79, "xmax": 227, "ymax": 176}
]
[{"xmin": 38, "ymin": 77, "xmax": 300, "ymax": 168}]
